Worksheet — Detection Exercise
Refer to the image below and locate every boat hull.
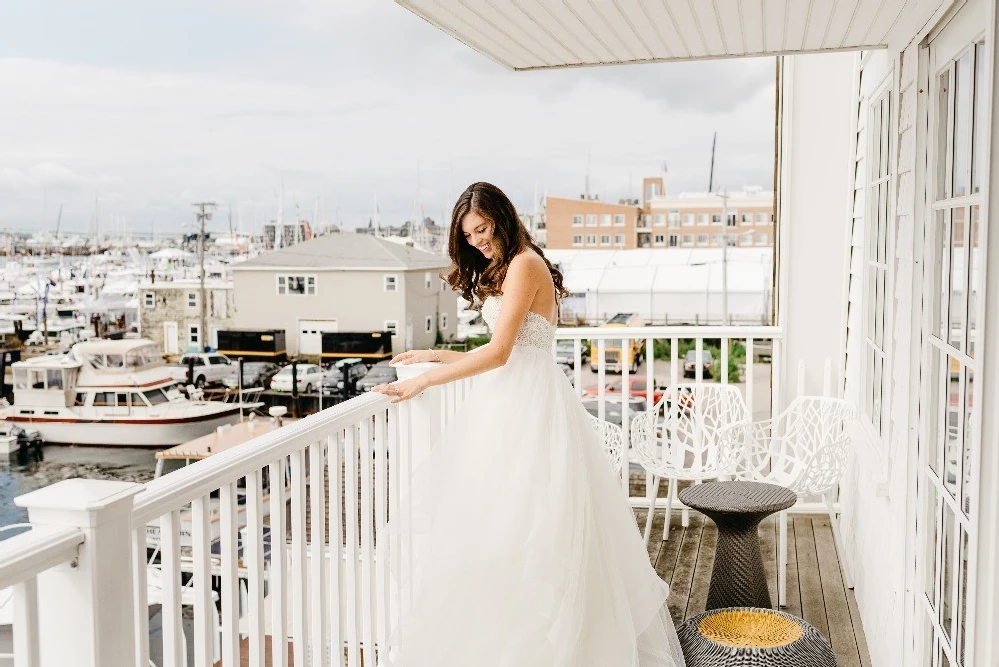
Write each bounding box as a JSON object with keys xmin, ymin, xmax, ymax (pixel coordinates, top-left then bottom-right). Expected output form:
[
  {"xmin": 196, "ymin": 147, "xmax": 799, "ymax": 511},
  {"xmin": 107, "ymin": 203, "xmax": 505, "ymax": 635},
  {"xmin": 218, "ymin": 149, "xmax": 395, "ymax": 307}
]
[{"xmin": 3, "ymin": 408, "xmax": 247, "ymax": 447}]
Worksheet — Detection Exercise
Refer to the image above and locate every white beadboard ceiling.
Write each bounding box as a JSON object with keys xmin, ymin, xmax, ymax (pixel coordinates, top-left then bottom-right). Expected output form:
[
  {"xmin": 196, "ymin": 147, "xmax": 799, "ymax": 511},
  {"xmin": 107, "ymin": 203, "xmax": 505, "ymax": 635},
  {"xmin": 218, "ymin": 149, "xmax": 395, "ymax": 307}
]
[{"xmin": 395, "ymin": 0, "xmax": 914, "ymax": 70}]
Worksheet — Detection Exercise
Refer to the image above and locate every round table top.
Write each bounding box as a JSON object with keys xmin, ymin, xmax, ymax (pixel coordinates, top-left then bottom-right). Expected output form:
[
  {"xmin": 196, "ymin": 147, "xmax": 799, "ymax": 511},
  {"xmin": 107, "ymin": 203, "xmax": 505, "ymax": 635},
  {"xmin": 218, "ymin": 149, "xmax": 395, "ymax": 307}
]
[{"xmin": 679, "ymin": 481, "xmax": 796, "ymax": 515}]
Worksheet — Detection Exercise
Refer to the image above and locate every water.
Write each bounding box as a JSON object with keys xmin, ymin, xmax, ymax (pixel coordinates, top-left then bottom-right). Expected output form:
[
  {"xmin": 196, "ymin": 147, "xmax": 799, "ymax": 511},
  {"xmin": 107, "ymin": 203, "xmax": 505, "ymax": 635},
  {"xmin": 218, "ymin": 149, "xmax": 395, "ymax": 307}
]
[{"xmin": 1, "ymin": 446, "xmax": 158, "ymax": 528}]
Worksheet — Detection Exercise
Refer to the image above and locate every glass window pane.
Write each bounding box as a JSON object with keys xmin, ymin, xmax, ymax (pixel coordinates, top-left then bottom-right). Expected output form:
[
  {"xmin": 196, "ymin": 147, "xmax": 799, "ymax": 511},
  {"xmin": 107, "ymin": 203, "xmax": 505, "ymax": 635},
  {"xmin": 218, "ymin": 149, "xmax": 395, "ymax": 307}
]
[
  {"xmin": 928, "ymin": 347, "xmax": 949, "ymax": 477},
  {"xmin": 972, "ymin": 42, "xmax": 985, "ymax": 194},
  {"xmin": 924, "ymin": 480, "xmax": 941, "ymax": 609},
  {"xmin": 953, "ymin": 50, "xmax": 972, "ymax": 198},
  {"xmin": 949, "ymin": 207, "xmax": 966, "ymax": 352},
  {"xmin": 958, "ymin": 528, "xmax": 970, "ymax": 663},
  {"xmin": 937, "ymin": 68, "xmax": 952, "ymax": 201},
  {"xmin": 941, "ymin": 503, "xmax": 955, "ymax": 643},
  {"xmin": 933, "ymin": 209, "xmax": 952, "ymax": 339},
  {"xmin": 962, "ymin": 366, "xmax": 975, "ymax": 517},
  {"xmin": 967, "ymin": 205, "xmax": 981, "ymax": 358}
]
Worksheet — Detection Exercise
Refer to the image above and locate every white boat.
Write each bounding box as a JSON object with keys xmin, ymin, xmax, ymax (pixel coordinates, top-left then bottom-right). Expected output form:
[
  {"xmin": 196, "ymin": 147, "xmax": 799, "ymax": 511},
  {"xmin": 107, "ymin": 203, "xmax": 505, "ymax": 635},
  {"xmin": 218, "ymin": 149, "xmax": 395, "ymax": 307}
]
[{"xmin": 2, "ymin": 338, "xmax": 260, "ymax": 446}]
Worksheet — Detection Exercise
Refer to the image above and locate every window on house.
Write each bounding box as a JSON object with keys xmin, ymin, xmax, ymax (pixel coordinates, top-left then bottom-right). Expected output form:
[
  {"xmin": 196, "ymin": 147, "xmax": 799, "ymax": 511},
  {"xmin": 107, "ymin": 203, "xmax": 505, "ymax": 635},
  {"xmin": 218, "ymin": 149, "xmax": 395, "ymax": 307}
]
[
  {"xmin": 277, "ymin": 274, "xmax": 317, "ymax": 295},
  {"xmin": 711, "ymin": 214, "xmax": 722, "ymax": 224},
  {"xmin": 440, "ymin": 313, "xmax": 448, "ymax": 329},
  {"xmin": 424, "ymin": 272, "xmax": 432, "ymax": 290},
  {"xmin": 726, "ymin": 213, "xmax": 738, "ymax": 227},
  {"xmin": 697, "ymin": 214, "xmax": 708, "ymax": 224},
  {"xmin": 738, "ymin": 234, "xmax": 751, "ymax": 246},
  {"xmin": 697, "ymin": 234, "xmax": 709, "ymax": 245},
  {"xmin": 189, "ymin": 324, "xmax": 200, "ymax": 346},
  {"xmin": 599, "ymin": 235, "xmax": 611, "ymax": 246},
  {"xmin": 654, "ymin": 214, "xmax": 666, "ymax": 227},
  {"xmin": 668, "ymin": 234, "xmax": 678, "ymax": 247},
  {"xmin": 586, "ymin": 214, "xmax": 598, "ymax": 226},
  {"xmin": 600, "ymin": 214, "xmax": 612, "ymax": 227},
  {"xmin": 586, "ymin": 234, "xmax": 597, "ymax": 245},
  {"xmin": 756, "ymin": 212, "xmax": 769, "ymax": 224},
  {"xmin": 613, "ymin": 214, "xmax": 625, "ymax": 226},
  {"xmin": 864, "ymin": 86, "xmax": 893, "ymax": 437},
  {"xmin": 741, "ymin": 213, "xmax": 753, "ymax": 225},
  {"xmin": 425, "ymin": 316, "xmax": 433, "ymax": 333},
  {"xmin": 572, "ymin": 235, "xmax": 583, "ymax": 246},
  {"xmin": 143, "ymin": 292, "xmax": 155, "ymax": 308},
  {"xmin": 682, "ymin": 234, "xmax": 693, "ymax": 246},
  {"xmin": 572, "ymin": 215, "xmax": 583, "ymax": 226},
  {"xmin": 682, "ymin": 214, "xmax": 695, "ymax": 226},
  {"xmin": 712, "ymin": 234, "xmax": 723, "ymax": 246},
  {"xmin": 613, "ymin": 234, "xmax": 624, "ymax": 246},
  {"xmin": 384, "ymin": 320, "xmax": 398, "ymax": 335},
  {"xmin": 653, "ymin": 234, "xmax": 665, "ymax": 246},
  {"xmin": 667, "ymin": 211, "xmax": 680, "ymax": 228},
  {"xmin": 756, "ymin": 233, "xmax": 768, "ymax": 245},
  {"xmin": 187, "ymin": 292, "xmax": 197, "ymax": 308},
  {"xmin": 384, "ymin": 275, "xmax": 398, "ymax": 292},
  {"xmin": 639, "ymin": 214, "xmax": 651, "ymax": 228}
]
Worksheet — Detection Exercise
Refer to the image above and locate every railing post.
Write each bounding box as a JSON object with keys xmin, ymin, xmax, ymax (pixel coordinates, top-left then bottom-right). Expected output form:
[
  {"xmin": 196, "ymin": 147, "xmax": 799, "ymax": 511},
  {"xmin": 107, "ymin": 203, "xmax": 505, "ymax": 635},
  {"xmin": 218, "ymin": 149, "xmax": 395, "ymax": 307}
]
[
  {"xmin": 15, "ymin": 479, "xmax": 144, "ymax": 667},
  {"xmin": 394, "ymin": 362, "xmax": 443, "ymax": 464}
]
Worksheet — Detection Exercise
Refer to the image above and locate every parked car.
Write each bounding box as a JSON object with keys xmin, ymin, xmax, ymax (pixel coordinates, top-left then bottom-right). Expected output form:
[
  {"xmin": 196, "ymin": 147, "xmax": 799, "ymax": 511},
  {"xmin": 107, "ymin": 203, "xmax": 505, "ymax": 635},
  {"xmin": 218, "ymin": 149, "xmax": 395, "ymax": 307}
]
[
  {"xmin": 167, "ymin": 352, "xmax": 234, "ymax": 387},
  {"xmin": 355, "ymin": 360, "xmax": 398, "ymax": 392},
  {"xmin": 321, "ymin": 358, "xmax": 369, "ymax": 398},
  {"xmin": 581, "ymin": 396, "xmax": 647, "ymax": 428},
  {"xmin": 582, "ymin": 378, "xmax": 668, "ymax": 404},
  {"xmin": 682, "ymin": 349, "xmax": 715, "ymax": 378},
  {"xmin": 554, "ymin": 340, "xmax": 590, "ymax": 368},
  {"xmin": 270, "ymin": 363, "xmax": 326, "ymax": 393},
  {"xmin": 222, "ymin": 361, "xmax": 282, "ymax": 390}
]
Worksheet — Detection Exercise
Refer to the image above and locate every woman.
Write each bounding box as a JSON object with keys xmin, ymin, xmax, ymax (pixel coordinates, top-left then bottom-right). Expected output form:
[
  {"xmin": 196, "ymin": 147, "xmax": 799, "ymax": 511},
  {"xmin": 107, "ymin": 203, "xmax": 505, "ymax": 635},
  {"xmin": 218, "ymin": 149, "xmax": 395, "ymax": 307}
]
[{"xmin": 373, "ymin": 182, "xmax": 685, "ymax": 667}]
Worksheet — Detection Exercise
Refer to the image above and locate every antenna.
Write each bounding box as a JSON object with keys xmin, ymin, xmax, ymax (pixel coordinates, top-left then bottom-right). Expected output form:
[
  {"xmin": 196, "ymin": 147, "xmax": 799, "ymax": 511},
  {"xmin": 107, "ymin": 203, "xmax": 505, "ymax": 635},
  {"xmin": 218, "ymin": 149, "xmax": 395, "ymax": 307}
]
[
  {"xmin": 192, "ymin": 202, "xmax": 216, "ymax": 352},
  {"xmin": 708, "ymin": 131, "xmax": 717, "ymax": 193}
]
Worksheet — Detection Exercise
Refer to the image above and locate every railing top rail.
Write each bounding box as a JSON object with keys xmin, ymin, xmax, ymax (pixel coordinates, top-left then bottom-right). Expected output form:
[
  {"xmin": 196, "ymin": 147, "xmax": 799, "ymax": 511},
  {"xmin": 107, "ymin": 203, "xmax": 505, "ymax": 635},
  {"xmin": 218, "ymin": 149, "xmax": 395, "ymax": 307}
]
[
  {"xmin": 132, "ymin": 391, "xmax": 391, "ymax": 526},
  {"xmin": 554, "ymin": 325, "xmax": 783, "ymax": 339},
  {"xmin": 0, "ymin": 526, "xmax": 84, "ymax": 590}
]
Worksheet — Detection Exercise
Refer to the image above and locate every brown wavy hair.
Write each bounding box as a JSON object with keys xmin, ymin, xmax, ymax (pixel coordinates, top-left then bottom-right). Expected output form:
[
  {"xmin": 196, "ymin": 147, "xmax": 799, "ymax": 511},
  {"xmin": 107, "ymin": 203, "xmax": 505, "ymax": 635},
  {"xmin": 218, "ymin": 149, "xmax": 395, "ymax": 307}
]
[{"xmin": 443, "ymin": 182, "xmax": 569, "ymax": 305}]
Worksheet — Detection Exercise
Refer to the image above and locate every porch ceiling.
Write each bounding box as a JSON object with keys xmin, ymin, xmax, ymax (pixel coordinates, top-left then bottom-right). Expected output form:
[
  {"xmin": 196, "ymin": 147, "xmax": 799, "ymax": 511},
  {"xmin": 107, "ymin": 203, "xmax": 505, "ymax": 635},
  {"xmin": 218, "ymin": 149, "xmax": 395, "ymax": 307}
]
[{"xmin": 395, "ymin": 0, "xmax": 914, "ymax": 70}]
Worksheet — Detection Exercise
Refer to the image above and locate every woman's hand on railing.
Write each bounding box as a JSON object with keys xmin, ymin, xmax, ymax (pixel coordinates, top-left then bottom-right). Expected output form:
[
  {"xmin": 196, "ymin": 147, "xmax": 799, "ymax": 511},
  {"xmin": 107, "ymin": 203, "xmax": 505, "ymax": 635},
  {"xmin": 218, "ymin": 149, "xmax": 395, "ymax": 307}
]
[
  {"xmin": 390, "ymin": 349, "xmax": 439, "ymax": 365},
  {"xmin": 371, "ymin": 376, "xmax": 430, "ymax": 404}
]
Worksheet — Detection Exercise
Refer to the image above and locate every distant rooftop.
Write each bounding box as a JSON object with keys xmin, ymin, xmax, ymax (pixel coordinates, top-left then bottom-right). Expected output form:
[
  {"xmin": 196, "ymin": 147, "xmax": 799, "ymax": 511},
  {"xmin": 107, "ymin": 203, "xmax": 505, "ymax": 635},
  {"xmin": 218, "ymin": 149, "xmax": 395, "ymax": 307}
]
[{"xmin": 233, "ymin": 232, "xmax": 450, "ymax": 272}]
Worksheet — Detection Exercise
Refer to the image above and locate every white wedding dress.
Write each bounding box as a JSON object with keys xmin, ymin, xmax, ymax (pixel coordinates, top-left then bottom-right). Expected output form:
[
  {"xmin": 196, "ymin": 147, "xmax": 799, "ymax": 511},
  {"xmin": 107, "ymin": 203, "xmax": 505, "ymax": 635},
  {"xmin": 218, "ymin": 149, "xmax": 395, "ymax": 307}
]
[{"xmin": 389, "ymin": 295, "xmax": 686, "ymax": 667}]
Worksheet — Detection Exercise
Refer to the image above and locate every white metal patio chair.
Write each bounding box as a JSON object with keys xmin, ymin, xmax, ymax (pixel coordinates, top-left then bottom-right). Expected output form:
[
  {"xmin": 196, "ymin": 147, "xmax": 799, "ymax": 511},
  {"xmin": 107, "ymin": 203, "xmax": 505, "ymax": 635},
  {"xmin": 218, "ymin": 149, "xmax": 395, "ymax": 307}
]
[
  {"xmin": 630, "ymin": 384, "xmax": 749, "ymax": 545},
  {"xmin": 717, "ymin": 395, "xmax": 858, "ymax": 607},
  {"xmin": 587, "ymin": 413, "xmax": 624, "ymax": 476}
]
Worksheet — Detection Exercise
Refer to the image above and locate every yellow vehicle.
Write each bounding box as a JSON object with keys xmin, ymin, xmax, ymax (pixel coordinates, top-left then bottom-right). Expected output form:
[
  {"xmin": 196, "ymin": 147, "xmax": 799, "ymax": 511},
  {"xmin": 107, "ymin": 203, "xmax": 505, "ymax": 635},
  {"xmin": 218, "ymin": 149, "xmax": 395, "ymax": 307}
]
[{"xmin": 589, "ymin": 313, "xmax": 646, "ymax": 374}]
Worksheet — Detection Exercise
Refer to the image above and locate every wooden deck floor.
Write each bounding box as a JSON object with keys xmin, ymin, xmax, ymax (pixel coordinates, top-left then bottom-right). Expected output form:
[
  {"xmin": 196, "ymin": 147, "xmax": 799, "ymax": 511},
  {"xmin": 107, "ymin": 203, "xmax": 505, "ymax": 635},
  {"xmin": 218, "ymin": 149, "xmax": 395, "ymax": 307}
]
[{"xmin": 637, "ymin": 508, "xmax": 872, "ymax": 666}]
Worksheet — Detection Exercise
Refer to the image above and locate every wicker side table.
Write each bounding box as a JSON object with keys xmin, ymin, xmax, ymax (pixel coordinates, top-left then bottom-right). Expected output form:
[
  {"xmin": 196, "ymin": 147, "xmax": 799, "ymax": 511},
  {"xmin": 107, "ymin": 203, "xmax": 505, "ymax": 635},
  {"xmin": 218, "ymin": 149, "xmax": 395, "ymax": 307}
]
[
  {"xmin": 678, "ymin": 608, "xmax": 836, "ymax": 666},
  {"xmin": 679, "ymin": 481, "xmax": 796, "ymax": 609}
]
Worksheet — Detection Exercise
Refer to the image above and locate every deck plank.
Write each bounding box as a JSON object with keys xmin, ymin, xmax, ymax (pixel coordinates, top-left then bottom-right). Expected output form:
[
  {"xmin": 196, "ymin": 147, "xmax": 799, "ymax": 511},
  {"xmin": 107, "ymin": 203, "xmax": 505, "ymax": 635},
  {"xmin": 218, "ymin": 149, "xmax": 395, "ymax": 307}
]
[
  {"xmin": 760, "ymin": 514, "xmax": 778, "ymax": 608},
  {"xmin": 783, "ymin": 515, "xmax": 803, "ymax": 619},
  {"xmin": 813, "ymin": 516, "xmax": 863, "ymax": 667},
  {"xmin": 792, "ymin": 516, "xmax": 830, "ymax": 638},
  {"xmin": 665, "ymin": 513, "xmax": 704, "ymax": 625},
  {"xmin": 684, "ymin": 518, "xmax": 717, "ymax": 619}
]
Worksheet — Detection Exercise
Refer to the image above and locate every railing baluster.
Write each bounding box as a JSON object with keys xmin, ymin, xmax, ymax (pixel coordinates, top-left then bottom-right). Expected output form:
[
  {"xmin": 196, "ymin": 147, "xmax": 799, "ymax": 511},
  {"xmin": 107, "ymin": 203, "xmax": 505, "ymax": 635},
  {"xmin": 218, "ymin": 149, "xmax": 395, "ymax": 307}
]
[
  {"xmin": 597, "ymin": 339, "xmax": 606, "ymax": 423},
  {"xmin": 344, "ymin": 425, "xmax": 361, "ymax": 665},
  {"xmin": 574, "ymin": 340, "xmax": 583, "ymax": 397},
  {"xmin": 192, "ymin": 494, "xmax": 215, "ymax": 667},
  {"xmin": 328, "ymin": 432, "xmax": 345, "ymax": 667},
  {"xmin": 309, "ymin": 441, "xmax": 329, "ymax": 667},
  {"xmin": 389, "ymin": 403, "xmax": 404, "ymax": 654},
  {"xmin": 161, "ymin": 509, "xmax": 185, "ymax": 667},
  {"xmin": 621, "ymin": 337, "xmax": 631, "ymax": 486},
  {"xmin": 360, "ymin": 417, "xmax": 377, "ymax": 666},
  {"xmin": 746, "ymin": 338, "xmax": 755, "ymax": 418},
  {"xmin": 268, "ymin": 458, "xmax": 289, "ymax": 667},
  {"xmin": 695, "ymin": 337, "xmax": 704, "ymax": 383},
  {"xmin": 721, "ymin": 337, "xmax": 729, "ymax": 386},
  {"xmin": 132, "ymin": 527, "xmax": 149, "ymax": 667},
  {"xmin": 375, "ymin": 409, "xmax": 390, "ymax": 665},
  {"xmin": 12, "ymin": 576, "xmax": 39, "ymax": 667},
  {"xmin": 221, "ymin": 481, "xmax": 240, "ymax": 666},
  {"xmin": 245, "ymin": 469, "xmax": 266, "ymax": 667},
  {"xmin": 289, "ymin": 449, "xmax": 309, "ymax": 667}
]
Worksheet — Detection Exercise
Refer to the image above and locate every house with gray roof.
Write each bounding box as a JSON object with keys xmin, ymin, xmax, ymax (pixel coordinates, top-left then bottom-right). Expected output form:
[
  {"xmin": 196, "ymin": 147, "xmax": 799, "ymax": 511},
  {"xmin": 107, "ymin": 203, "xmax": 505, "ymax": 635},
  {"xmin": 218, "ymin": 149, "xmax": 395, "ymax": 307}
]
[{"xmin": 232, "ymin": 233, "xmax": 457, "ymax": 357}]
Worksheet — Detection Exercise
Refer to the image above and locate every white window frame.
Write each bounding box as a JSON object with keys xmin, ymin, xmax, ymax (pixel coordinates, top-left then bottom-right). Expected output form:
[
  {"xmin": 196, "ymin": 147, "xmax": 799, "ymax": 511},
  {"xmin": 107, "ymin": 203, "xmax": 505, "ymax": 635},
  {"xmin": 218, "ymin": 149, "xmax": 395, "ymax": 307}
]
[
  {"xmin": 741, "ymin": 213, "xmax": 753, "ymax": 225},
  {"xmin": 653, "ymin": 214, "xmax": 666, "ymax": 227},
  {"xmin": 681, "ymin": 234, "xmax": 693, "ymax": 246},
  {"xmin": 187, "ymin": 292, "xmax": 198, "ymax": 308},
  {"xmin": 599, "ymin": 213, "xmax": 612, "ymax": 227},
  {"xmin": 697, "ymin": 233, "xmax": 709, "ymax": 245},
  {"xmin": 277, "ymin": 274, "xmax": 317, "ymax": 296},
  {"xmin": 188, "ymin": 323, "xmax": 200, "ymax": 346},
  {"xmin": 682, "ymin": 213, "xmax": 695, "ymax": 226},
  {"xmin": 861, "ymin": 80, "xmax": 894, "ymax": 441},
  {"xmin": 599, "ymin": 234, "xmax": 611, "ymax": 246},
  {"xmin": 586, "ymin": 214, "xmax": 598, "ymax": 227},
  {"xmin": 613, "ymin": 214, "xmax": 625, "ymax": 227},
  {"xmin": 712, "ymin": 234, "xmax": 723, "ymax": 246},
  {"xmin": 439, "ymin": 313, "xmax": 448, "ymax": 330},
  {"xmin": 384, "ymin": 320, "xmax": 399, "ymax": 335},
  {"xmin": 424, "ymin": 272, "xmax": 432, "ymax": 290},
  {"xmin": 653, "ymin": 234, "xmax": 665, "ymax": 246},
  {"xmin": 424, "ymin": 315, "xmax": 433, "ymax": 333},
  {"xmin": 639, "ymin": 214, "xmax": 651, "ymax": 228},
  {"xmin": 572, "ymin": 235, "xmax": 583, "ymax": 246},
  {"xmin": 384, "ymin": 275, "xmax": 398, "ymax": 292},
  {"xmin": 143, "ymin": 292, "xmax": 155, "ymax": 309},
  {"xmin": 585, "ymin": 234, "xmax": 597, "ymax": 245},
  {"xmin": 756, "ymin": 233, "xmax": 768, "ymax": 245},
  {"xmin": 697, "ymin": 213, "xmax": 709, "ymax": 225},
  {"xmin": 572, "ymin": 214, "xmax": 584, "ymax": 226},
  {"xmin": 613, "ymin": 234, "xmax": 624, "ymax": 246},
  {"xmin": 711, "ymin": 213, "xmax": 722, "ymax": 224},
  {"xmin": 668, "ymin": 234, "xmax": 678, "ymax": 247}
]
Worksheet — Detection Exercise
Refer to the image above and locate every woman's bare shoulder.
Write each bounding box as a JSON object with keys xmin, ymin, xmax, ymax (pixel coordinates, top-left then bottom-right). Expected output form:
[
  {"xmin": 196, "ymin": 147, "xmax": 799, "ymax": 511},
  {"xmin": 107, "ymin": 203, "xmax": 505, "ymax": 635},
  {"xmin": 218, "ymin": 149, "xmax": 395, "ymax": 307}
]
[{"xmin": 509, "ymin": 249, "xmax": 549, "ymax": 273}]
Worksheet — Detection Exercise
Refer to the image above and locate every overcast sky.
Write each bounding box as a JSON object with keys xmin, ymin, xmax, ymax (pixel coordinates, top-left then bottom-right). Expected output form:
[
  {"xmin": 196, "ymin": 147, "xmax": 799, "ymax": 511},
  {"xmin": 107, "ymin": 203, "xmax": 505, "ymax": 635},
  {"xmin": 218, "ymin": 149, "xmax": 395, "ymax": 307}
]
[{"xmin": 0, "ymin": 1, "xmax": 776, "ymax": 236}]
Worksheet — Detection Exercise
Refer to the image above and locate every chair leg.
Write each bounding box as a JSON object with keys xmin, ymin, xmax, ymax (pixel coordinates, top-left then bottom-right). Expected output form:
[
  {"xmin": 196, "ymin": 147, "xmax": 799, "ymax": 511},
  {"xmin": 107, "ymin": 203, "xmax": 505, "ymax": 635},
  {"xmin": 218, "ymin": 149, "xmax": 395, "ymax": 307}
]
[
  {"xmin": 663, "ymin": 478, "xmax": 677, "ymax": 542},
  {"xmin": 643, "ymin": 476, "xmax": 660, "ymax": 546},
  {"xmin": 680, "ymin": 479, "xmax": 690, "ymax": 527},
  {"xmin": 825, "ymin": 493, "xmax": 855, "ymax": 589},
  {"xmin": 778, "ymin": 510, "xmax": 788, "ymax": 607}
]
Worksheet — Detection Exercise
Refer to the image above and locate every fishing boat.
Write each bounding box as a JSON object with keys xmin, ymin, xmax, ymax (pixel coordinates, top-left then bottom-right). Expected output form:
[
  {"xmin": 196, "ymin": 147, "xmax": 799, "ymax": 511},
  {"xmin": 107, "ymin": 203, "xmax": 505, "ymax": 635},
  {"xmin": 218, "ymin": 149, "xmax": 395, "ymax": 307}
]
[{"xmin": 2, "ymin": 338, "xmax": 260, "ymax": 446}]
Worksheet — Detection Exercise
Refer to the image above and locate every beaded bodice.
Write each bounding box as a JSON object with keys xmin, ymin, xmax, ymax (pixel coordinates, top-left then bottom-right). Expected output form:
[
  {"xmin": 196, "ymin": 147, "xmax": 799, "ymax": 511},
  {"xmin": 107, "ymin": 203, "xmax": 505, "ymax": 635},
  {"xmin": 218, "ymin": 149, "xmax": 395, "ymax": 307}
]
[{"xmin": 481, "ymin": 296, "xmax": 556, "ymax": 352}]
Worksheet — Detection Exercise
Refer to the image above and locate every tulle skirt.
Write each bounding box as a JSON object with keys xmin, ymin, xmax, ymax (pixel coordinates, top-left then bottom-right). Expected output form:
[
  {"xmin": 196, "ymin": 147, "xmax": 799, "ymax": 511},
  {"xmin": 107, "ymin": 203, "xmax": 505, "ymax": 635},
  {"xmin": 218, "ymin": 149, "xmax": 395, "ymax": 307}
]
[{"xmin": 389, "ymin": 345, "xmax": 685, "ymax": 667}]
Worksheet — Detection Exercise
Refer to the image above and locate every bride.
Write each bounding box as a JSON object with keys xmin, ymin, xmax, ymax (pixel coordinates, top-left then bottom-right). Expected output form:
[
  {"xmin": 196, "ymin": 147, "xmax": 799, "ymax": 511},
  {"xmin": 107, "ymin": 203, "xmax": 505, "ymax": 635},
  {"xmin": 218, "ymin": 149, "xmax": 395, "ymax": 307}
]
[{"xmin": 373, "ymin": 182, "xmax": 686, "ymax": 667}]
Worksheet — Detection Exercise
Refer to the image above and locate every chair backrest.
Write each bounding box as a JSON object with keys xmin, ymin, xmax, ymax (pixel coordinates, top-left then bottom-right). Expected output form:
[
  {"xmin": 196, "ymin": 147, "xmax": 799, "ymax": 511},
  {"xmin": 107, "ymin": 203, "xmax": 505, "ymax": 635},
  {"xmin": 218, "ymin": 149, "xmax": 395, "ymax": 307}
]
[
  {"xmin": 774, "ymin": 396, "xmax": 857, "ymax": 494},
  {"xmin": 587, "ymin": 413, "xmax": 624, "ymax": 475},
  {"xmin": 637, "ymin": 384, "xmax": 749, "ymax": 474}
]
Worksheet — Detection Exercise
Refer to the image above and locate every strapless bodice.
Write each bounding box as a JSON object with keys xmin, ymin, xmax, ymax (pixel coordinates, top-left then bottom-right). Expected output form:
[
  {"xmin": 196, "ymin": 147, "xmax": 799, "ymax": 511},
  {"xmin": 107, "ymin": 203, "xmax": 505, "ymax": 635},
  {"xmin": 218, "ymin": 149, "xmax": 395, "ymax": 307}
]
[{"xmin": 480, "ymin": 296, "xmax": 555, "ymax": 352}]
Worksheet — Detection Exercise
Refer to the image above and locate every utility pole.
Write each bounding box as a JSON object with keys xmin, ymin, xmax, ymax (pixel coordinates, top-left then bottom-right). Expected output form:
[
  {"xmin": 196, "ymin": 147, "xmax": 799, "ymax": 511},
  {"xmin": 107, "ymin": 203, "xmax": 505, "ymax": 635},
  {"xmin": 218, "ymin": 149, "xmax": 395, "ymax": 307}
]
[
  {"xmin": 193, "ymin": 202, "xmax": 216, "ymax": 352},
  {"xmin": 720, "ymin": 189, "xmax": 729, "ymax": 326}
]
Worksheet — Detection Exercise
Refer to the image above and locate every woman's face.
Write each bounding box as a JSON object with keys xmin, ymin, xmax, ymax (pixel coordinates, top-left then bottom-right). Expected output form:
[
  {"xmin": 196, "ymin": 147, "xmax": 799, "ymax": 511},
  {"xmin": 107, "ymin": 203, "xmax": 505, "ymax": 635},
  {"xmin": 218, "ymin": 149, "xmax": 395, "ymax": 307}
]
[{"xmin": 461, "ymin": 210, "xmax": 495, "ymax": 260}]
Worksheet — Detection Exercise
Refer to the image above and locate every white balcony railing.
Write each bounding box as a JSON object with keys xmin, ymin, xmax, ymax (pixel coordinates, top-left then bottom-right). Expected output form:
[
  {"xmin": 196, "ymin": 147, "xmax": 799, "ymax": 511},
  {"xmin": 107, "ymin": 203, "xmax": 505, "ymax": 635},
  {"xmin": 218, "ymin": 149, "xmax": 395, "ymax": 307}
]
[{"xmin": 0, "ymin": 324, "xmax": 779, "ymax": 666}]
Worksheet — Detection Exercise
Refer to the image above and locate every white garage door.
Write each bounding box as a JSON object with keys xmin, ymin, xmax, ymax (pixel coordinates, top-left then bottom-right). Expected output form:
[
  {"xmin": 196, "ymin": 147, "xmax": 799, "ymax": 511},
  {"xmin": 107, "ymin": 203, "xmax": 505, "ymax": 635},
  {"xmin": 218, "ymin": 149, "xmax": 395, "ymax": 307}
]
[{"xmin": 299, "ymin": 319, "xmax": 338, "ymax": 355}]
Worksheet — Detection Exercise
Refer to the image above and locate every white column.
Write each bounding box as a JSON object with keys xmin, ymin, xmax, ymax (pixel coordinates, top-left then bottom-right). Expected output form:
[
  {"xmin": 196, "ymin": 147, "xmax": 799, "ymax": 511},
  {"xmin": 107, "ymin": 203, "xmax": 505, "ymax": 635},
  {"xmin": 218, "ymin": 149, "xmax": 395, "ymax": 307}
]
[
  {"xmin": 15, "ymin": 479, "xmax": 144, "ymax": 667},
  {"xmin": 394, "ymin": 362, "xmax": 442, "ymax": 465}
]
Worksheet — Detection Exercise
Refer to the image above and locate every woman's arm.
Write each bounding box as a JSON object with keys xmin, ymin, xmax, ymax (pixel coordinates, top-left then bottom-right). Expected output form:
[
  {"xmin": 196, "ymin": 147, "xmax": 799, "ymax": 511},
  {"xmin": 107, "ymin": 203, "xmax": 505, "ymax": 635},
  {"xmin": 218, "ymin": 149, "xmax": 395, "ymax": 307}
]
[
  {"xmin": 373, "ymin": 254, "xmax": 546, "ymax": 402},
  {"xmin": 390, "ymin": 348, "xmax": 467, "ymax": 365}
]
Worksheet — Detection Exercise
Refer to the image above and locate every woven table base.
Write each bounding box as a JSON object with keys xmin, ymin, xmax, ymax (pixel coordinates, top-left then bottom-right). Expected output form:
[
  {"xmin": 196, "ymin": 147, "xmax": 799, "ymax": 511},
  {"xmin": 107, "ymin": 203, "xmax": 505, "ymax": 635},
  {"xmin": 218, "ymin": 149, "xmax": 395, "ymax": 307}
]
[{"xmin": 678, "ymin": 608, "xmax": 837, "ymax": 666}]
